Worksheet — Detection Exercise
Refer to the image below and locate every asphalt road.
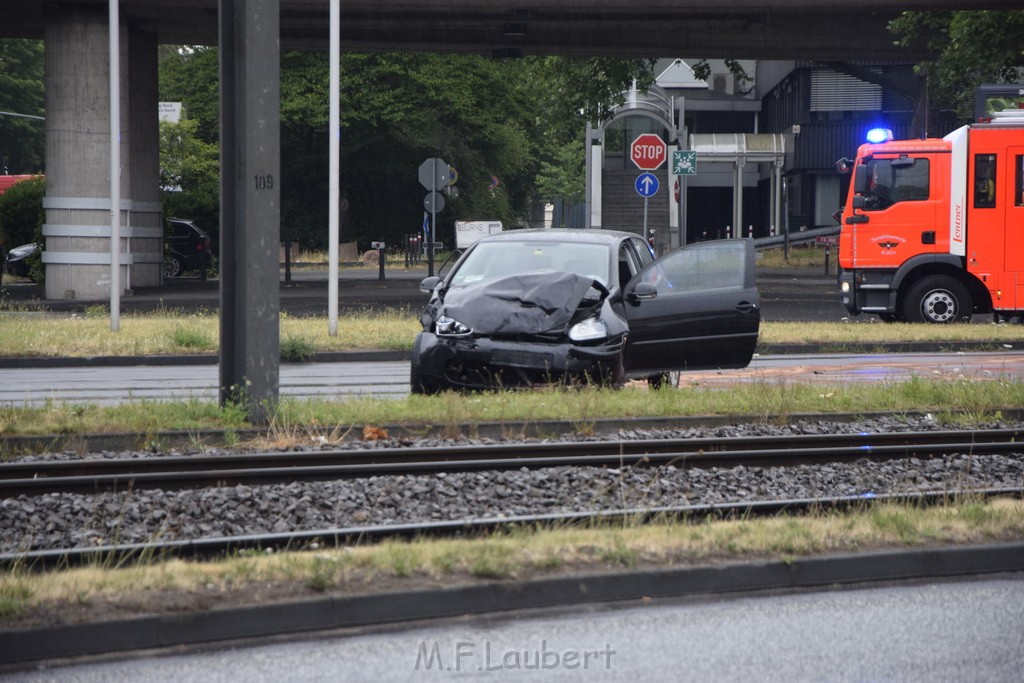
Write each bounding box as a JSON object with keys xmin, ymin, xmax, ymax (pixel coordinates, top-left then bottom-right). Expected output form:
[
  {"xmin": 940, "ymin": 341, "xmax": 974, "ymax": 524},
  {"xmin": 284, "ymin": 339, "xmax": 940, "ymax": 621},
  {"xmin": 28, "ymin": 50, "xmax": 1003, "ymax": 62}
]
[
  {"xmin": 14, "ymin": 576, "xmax": 1023, "ymax": 682},
  {"xmin": 0, "ymin": 265, "xmax": 849, "ymax": 322},
  {"xmin": 2, "ymin": 352, "xmax": 1021, "ymax": 405}
]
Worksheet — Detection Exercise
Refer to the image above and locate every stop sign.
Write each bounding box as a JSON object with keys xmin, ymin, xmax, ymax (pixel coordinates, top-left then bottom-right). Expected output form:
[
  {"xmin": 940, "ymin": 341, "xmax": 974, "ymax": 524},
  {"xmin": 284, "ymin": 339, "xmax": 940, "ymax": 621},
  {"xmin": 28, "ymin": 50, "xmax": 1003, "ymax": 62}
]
[{"xmin": 630, "ymin": 133, "xmax": 667, "ymax": 170}]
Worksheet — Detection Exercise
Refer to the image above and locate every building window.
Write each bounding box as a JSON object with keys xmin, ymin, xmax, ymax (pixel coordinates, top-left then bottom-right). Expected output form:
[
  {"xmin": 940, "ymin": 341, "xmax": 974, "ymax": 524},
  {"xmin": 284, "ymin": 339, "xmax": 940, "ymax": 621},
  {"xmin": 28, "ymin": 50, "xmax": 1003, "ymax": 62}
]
[
  {"xmin": 810, "ymin": 70, "xmax": 881, "ymax": 112},
  {"xmin": 974, "ymin": 154, "xmax": 997, "ymax": 209}
]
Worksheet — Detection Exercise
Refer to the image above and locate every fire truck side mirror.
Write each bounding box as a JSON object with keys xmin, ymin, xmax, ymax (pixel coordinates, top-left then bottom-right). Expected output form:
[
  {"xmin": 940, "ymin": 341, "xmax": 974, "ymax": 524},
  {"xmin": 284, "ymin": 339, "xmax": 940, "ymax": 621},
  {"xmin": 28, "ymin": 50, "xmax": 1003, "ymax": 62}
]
[{"xmin": 853, "ymin": 165, "xmax": 869, "ymax": 194}]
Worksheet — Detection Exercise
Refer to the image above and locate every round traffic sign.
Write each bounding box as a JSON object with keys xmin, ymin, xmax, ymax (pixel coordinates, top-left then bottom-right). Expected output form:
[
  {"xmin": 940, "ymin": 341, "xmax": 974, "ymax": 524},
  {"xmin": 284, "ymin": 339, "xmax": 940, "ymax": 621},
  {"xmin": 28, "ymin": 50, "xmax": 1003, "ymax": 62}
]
[
  {"xmin": 635, "ymin": 172, "xmax": 659, "ymax": 197},
  {"xmin": 630, "ymin": 133, "xmax": 667, "ymax": 170},
  {"xmin": 424, "ymin": 191, "xmax": 446, "ymax": 213}
]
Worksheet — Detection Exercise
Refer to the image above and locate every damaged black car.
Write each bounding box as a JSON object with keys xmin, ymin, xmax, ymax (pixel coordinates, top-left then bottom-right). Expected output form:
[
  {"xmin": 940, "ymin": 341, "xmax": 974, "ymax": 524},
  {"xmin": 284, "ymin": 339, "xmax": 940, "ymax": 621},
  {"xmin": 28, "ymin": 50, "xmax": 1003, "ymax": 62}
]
[{"xmin": 411, "ymin": 229, "xmax": 760, "ymax": 393}]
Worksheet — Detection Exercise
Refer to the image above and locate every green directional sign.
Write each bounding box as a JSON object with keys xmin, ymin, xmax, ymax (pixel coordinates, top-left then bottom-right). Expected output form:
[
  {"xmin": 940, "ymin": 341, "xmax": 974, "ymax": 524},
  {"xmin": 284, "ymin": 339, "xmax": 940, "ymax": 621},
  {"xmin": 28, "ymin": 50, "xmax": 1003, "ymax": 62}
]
[{"xmin": 672, "ymin": 150, "xmax": 697, "ymax": 175}]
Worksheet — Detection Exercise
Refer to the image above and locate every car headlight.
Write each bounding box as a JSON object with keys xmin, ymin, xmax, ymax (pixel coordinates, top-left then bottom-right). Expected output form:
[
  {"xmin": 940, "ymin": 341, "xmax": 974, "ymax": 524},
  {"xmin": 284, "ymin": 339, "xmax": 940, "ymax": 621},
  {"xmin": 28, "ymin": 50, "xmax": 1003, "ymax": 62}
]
[
  {"xmin": 840, "ymin": 281, "xmax": 850, "ymax": 293},
  {"xmin": 436, "ymin": 315, "xmax": 472, "ymax": 337},
  {"xmin": 568, "ymin": 318, "xmax": 607, "ymax": 342}
]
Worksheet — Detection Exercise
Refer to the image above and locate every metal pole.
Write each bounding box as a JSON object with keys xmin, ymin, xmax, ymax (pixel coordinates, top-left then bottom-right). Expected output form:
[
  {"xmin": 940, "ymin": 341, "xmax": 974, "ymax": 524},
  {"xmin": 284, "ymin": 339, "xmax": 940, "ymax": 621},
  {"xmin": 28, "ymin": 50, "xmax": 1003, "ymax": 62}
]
[
  {"xmin": 680, "ymin": 174, "xmax": 687, "ymax": 247},
  {"xmin": 219, "ymin": 0, "xmax": 237, "ymax": 406},
  {"xmin": 643, "ymin": 196, "xmax": 649, "ymax": 237},
  {"xmin": 428, "ymin": 158, "xmax": 436, "ymax": 277},
  {"xmin": 783, "ymin": 177, "xmax": 790, "ymax": 260},
  {"xmin": 328, "ymin": 0, "xmax": 340, "ymax": 336},
  {"xmin": 108, "ymin": 0, "xmax": 121, "ymax": 331}
]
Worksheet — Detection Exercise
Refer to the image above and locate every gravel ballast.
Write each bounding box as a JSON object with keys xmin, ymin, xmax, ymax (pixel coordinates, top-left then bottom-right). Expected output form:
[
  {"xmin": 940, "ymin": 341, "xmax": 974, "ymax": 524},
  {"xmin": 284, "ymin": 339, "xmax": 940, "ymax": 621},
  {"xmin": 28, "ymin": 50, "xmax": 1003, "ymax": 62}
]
[{"xmin": 3, "ymin": 416, "xmax": 1023, "ymax": 553}]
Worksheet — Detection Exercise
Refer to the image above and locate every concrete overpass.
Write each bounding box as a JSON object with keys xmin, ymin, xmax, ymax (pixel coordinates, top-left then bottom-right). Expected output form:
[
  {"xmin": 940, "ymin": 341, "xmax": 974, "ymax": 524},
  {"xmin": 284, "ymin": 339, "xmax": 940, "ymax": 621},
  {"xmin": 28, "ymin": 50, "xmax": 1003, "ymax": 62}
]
[{"xmin": 4, "ymin": 1, "xmax": 1021, "ymax": 60}]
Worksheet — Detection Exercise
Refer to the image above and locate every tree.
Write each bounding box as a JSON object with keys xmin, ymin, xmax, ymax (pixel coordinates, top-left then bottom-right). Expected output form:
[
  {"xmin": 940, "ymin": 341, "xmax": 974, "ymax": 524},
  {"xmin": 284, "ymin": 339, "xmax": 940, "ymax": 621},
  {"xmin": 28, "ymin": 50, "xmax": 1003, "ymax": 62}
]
[
  {"xmin": 0, "ymin": 174, "xmax": 44, "ymax": 248},
  {"xmin": 535, "ymin": 137, "xmax": 585, "ymax": 227},
  {"xmin": 158, "ymin": 47, "xmax": 654, "ymax": 248},
  {"xmin": 890, "ymin": 10, "xmax": 1024, "ymax": 122},
  {"xmin": 0, "ymin": 39, "xmax": 45, "ymax": 174},
  {"xmin": 520, "ymin": 56, "xmax": 654, "ymax": 216},
  {"xmin": 159, "ymin": 46, "xmax": 221, "ymax": 145},
  {"xmin": 159, "ymin": 118, "xmax": 220, "ymax": 239}
]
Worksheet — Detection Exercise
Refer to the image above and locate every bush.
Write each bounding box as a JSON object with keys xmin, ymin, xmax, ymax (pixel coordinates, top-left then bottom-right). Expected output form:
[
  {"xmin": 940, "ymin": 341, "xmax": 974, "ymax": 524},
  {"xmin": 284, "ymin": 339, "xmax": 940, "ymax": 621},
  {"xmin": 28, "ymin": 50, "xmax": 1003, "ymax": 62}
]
[
  {"xmin": 0, "ymin": 175, "xmax": 45, "ymax": 250},
  {"xmin": 280, "ymin": 336, "xmax": 316, "ymax": 362}
]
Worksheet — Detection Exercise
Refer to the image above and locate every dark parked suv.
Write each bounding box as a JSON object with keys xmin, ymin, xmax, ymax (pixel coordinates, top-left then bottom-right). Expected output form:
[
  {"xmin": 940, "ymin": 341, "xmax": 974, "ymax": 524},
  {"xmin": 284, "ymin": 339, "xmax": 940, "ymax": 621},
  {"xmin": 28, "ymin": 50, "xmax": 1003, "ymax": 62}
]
[{"xmin": 163, "ymin": 218, "xmax": 214, "ymax": 278}]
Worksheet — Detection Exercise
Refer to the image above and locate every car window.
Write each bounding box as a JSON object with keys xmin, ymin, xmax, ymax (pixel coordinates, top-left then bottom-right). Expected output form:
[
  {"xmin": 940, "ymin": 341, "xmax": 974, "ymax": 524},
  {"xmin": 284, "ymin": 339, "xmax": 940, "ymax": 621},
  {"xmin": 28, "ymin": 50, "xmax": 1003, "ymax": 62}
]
[
  {"xmin": 448, "ymin": 241, "xmax": 611, "ymax": 286},
  {"xmin": 639, "ymin": 240, "xmax": 749, "ymax": 295},
  {"xmin": 862, "ymin": 158, "xmax": 930, "ymax": 210},
  {"xmin": 617, "ymin": 243, "xmax": 640, "ymax": 286},
  {"xmin": 630, "ymin": 237, "xmax": 655, "ymax": 265}
]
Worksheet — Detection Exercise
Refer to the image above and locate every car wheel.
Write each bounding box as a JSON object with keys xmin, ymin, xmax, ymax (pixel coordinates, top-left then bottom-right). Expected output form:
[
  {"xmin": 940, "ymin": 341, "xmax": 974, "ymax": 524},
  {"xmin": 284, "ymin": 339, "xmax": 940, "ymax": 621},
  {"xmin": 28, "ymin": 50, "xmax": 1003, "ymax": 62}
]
[
  {"xmin": 410, "ymin": 333, "xmax": 440, "ymax": 395},
  {"xmin": 162, "ymin": 254, "xmax": 183, "ymax": 278},
  {"xmin": 902, "ymin": 275, "xmax": 972, "ymax": 323},
  {"xmin": 648, "ymin": 371, "xmax": 681, "ymax": 389}
]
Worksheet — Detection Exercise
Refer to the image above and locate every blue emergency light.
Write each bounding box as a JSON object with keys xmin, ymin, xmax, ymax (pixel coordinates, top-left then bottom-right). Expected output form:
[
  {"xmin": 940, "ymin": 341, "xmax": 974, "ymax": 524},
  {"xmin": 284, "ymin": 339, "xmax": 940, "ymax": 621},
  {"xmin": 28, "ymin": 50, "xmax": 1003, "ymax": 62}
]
[{"xmin": 866, "ymin": 128, "xmax": 893, "ymax": 143}]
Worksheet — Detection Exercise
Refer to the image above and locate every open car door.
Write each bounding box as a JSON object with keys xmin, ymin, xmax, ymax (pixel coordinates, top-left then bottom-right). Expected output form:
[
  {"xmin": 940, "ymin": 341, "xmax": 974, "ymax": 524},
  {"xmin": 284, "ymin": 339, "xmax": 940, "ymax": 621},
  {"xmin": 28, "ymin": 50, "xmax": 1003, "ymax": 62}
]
[{"xmin": 622, "ymin": 238, "xmax": 760, "ymax": 374}]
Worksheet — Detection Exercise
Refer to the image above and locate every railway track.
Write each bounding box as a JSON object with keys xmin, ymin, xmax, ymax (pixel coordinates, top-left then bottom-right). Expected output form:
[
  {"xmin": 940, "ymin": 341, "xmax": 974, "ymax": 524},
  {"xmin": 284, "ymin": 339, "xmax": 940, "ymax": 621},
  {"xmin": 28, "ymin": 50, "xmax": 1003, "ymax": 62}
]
[
  {"xmin": 4, "ymin": 487, "xmax": 1023, "ymax": 569},
  {"xmin": 2, "ymin": 428, "xmax": 1022, "ymax": 496},
  {"xmin": 2, "ymin": 428, "xmax": 1022, "ymax": 567}
]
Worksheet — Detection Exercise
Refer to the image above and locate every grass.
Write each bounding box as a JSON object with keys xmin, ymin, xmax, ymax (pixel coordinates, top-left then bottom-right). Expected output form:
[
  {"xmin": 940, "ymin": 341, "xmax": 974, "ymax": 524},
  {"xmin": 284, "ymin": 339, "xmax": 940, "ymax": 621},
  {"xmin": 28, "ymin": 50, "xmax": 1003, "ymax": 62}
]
[
  {"xmin": 2, "ymin": 498, "xmax": 1022, "ymax": 624},
  {"xmin": 0, "ymin": 376, "xmax": 1020, "ymax": 439},
  {"xmin": 0, "ymin": 309, "xmax": 419, "ymax": 358},
  {"xmin": 287, "ymin": 247, "xmax": 437, "ymax": 270},
  {"xmin": 0, "ymin": 309, "xmax": 1022, "ymax": 359}
]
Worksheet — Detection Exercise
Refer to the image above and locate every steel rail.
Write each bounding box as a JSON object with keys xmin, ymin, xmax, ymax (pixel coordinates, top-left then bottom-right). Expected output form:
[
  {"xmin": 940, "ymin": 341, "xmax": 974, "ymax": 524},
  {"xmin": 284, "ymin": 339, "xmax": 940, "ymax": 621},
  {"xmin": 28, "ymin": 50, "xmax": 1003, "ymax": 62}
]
[
  {"xmin": 1, "ymin": 429, "xmax": 1021, "ymax": 497},
  {"xmin": 3, "ymin": 486, "xmax": 1022, "ymax": 570}
]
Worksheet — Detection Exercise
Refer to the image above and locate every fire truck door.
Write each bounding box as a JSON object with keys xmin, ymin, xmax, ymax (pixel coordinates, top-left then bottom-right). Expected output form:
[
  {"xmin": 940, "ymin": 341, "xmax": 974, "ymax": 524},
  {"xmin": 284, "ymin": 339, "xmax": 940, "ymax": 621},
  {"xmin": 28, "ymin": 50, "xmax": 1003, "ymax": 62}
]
[{"xmin": 1008, "ymin": 150, "xmax": 1024, "ymax": 311}]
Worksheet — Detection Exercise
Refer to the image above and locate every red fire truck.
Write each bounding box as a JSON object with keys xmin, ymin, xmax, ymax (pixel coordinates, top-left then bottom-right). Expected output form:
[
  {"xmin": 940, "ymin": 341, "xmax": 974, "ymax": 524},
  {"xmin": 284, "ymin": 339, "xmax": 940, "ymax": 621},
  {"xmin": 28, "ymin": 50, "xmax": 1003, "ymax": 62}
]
[{"xmin": 837, "ymin": 111, "xmax": 1024, "ymax": 323}]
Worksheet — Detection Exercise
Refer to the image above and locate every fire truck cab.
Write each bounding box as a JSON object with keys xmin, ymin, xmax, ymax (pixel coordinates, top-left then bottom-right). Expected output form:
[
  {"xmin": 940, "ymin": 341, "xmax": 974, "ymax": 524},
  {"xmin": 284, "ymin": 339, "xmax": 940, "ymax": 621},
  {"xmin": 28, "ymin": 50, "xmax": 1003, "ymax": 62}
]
[{"xmin": 837, "ymin": 113, "xmax": 1024, "ymax": 323}]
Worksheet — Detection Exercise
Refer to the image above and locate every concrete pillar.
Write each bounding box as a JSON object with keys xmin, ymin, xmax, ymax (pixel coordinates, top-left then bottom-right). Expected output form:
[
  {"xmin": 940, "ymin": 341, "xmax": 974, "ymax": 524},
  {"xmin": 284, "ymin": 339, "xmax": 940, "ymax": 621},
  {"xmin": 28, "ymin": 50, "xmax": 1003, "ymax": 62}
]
[
  {"xmin": 127, "ymin": 24, "xmax": 162, "ymax": 288},
  {"xmin": 42, "ymin": 5, "xmax": 162, "ymax": 300},
  {"xmin": 219, "ymin": 0, "xmax": 281, "ymax": 422}
]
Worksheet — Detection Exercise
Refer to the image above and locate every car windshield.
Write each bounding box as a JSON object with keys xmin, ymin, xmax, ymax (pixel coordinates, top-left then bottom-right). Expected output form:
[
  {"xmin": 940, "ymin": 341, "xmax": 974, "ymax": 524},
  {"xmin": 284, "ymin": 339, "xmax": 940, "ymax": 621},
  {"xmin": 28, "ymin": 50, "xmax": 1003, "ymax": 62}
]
[{"xmin": 448, "ymin": 241, "xmax": 611, "ymax": 287}]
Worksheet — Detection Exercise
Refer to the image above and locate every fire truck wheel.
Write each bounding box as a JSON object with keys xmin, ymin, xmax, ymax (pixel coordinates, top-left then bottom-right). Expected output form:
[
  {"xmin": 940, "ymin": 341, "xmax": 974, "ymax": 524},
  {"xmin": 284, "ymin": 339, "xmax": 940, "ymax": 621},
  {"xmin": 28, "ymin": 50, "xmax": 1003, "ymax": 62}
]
[{"xmin": 903, "ymin": 276, "xmax": 972, "ymax": 324}]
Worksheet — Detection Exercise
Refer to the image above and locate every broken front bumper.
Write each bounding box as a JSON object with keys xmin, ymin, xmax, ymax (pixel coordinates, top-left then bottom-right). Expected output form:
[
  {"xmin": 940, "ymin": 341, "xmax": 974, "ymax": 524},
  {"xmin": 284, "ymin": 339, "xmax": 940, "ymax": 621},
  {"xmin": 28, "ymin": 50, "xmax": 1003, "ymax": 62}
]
[{"xmin": 416, "ymin": 332, "xmax": 624, "ymax": 390}]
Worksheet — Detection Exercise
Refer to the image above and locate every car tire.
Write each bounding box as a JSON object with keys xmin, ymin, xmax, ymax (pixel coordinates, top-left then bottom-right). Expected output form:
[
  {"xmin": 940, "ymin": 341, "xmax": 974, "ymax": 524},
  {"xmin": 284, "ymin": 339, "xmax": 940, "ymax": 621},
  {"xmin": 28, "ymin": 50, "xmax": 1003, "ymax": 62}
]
[
  {"xmin": 162, "ymin": 254, "xmax": 183, "ymax": 278},
  {"xmin": 410, "ymin": 333, "xmax": 440, "ymax": 395},
  {"xmin": 902, "ymin": 275, "xmax": 972, "ymax": 323},
  {"xmin": 648, "ymin": 371, "xmax": 681, "ymax": 389}
]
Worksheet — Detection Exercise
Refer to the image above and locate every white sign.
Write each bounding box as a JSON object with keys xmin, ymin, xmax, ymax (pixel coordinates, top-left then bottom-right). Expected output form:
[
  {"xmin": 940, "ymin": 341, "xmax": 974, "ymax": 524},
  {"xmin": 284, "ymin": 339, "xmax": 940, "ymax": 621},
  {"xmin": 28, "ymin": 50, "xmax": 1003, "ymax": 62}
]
[
  {"xmin": 455, "ymin": 220, "xmax": 503, "ymax": 248},
  {"xmin": 158, "ymin": 102, "xmax": 182, "ymax": 123}
]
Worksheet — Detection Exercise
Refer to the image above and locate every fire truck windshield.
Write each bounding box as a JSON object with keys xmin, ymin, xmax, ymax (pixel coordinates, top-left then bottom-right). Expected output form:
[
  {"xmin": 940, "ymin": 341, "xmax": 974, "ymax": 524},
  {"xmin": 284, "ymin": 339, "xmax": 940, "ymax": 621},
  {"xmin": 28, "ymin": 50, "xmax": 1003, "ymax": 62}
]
[{"xmin": 861, "ymin": 158, "xmax": 930, "ymax": 210}]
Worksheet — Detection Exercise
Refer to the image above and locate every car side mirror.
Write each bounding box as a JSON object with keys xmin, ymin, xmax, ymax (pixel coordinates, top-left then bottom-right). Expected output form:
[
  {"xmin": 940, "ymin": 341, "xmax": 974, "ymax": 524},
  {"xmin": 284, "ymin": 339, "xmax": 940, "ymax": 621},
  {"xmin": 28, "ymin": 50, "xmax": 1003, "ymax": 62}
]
[
  {"xmin": 419, "ymin": 276, "xmax": 441, "ymax": 294},
  {"xmin": 628, "ymin": 281, "xmax": 657, "ymax": 303},
  {"xmin": 853, "ymin": 165, "xmax": 869, "ymax": 194}
]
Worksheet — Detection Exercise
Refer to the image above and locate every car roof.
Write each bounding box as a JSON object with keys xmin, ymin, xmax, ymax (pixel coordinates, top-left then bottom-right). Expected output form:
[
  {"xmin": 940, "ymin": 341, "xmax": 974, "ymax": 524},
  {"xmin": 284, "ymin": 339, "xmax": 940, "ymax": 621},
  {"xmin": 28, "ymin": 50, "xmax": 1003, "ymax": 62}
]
[{"xmin": 475, "ymin": 228, "xmax": 639, "ymax": 246}]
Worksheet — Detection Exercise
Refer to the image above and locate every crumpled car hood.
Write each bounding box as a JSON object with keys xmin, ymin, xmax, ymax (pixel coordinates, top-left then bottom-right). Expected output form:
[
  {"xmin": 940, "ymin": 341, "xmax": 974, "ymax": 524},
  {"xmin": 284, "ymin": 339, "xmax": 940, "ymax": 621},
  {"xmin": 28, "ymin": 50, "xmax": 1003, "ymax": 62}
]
[{"xmin": 439, "ymin": 270, "xmax": 605, "ymax": 337}]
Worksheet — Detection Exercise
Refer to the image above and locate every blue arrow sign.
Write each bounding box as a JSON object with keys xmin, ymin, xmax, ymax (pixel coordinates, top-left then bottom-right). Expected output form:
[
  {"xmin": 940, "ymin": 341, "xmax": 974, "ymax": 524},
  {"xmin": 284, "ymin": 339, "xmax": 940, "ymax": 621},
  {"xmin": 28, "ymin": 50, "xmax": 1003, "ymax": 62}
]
[{"xmin": 635, "ymin": 172, "xmax": 659, "ymax": 197}]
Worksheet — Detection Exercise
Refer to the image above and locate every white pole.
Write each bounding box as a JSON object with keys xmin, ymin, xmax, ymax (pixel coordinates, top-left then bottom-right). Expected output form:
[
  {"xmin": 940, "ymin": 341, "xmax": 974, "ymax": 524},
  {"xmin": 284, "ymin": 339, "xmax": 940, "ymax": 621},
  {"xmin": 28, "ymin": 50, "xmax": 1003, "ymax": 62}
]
[
  {"xmin": 109, "ymin": 0, "xmax": 121, "ymax": 331},
  {"xmin": 328, "ymin": 0, "xmax": 340, "ymax": 336}
]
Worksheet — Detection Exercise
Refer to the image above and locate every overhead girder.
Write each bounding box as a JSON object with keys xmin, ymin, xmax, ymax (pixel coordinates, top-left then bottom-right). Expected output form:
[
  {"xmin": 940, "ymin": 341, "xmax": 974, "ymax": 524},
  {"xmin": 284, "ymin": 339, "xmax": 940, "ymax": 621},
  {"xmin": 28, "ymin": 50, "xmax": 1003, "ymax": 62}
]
[{"xmin": 4, "ymin": 1, "xmax": 1017, "ymax": 60}]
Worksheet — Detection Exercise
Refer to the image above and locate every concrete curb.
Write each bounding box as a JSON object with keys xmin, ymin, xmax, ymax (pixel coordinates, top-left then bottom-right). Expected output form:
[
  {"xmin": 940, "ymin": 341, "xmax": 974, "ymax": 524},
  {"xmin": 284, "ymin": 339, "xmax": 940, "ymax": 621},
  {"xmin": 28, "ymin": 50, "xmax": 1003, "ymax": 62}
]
[{"xmin": 1, "ymin": 542, "xmax": 1022, "ymax": 667}]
